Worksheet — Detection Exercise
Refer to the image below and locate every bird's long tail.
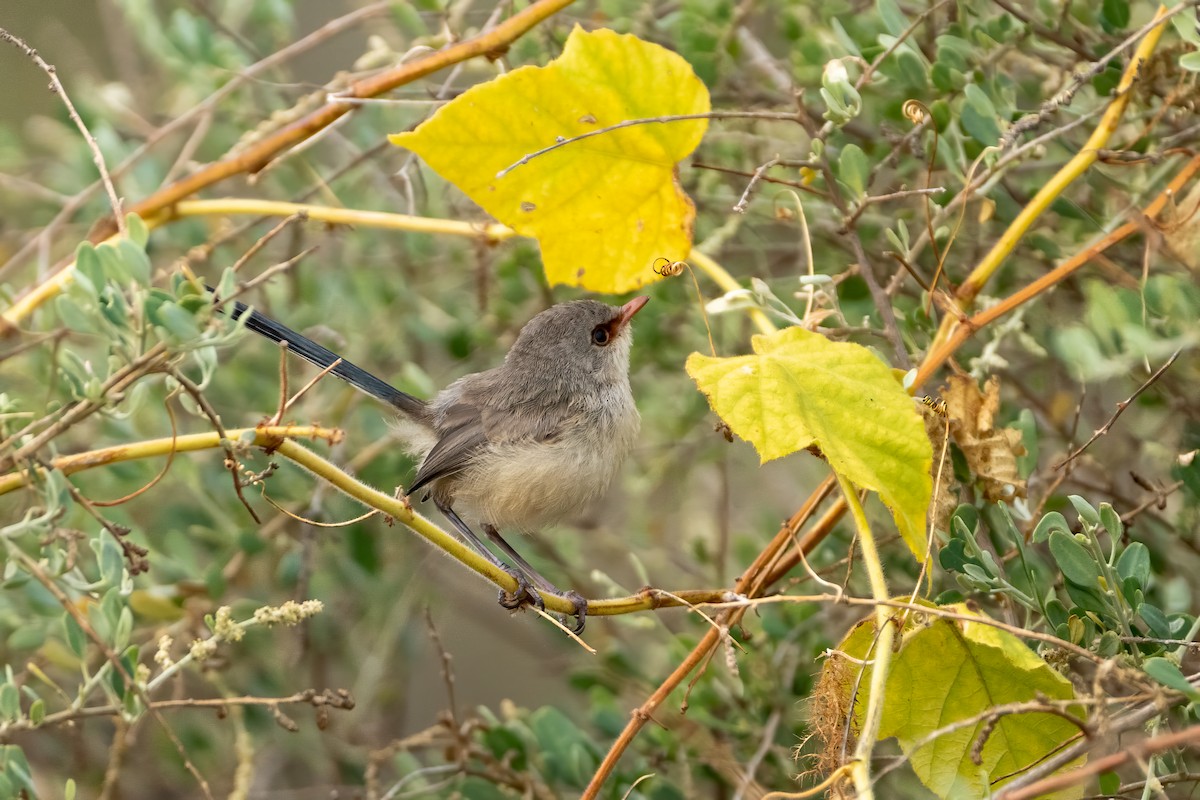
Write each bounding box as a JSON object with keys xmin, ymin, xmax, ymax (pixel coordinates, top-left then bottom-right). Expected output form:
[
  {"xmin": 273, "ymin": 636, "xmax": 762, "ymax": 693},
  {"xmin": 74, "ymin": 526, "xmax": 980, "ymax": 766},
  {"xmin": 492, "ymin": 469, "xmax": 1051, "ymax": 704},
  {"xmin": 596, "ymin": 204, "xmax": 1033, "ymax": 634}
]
[{"xmin": 217, "ymin": 291, "xmax": 427, "ymax": 417}]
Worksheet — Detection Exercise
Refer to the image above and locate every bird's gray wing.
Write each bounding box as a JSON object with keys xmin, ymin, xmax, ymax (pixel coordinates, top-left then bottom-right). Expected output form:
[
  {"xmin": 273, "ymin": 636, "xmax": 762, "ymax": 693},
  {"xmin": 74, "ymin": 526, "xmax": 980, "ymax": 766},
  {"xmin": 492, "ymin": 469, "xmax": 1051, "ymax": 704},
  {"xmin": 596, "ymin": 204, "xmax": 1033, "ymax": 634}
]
[
  {"xmin": 407, "ymin": 400, "xmax": 488, "ymax": 496},
  {"xmin": 406, "ymin": 375, "xmax": 569, "ymax": 495}
]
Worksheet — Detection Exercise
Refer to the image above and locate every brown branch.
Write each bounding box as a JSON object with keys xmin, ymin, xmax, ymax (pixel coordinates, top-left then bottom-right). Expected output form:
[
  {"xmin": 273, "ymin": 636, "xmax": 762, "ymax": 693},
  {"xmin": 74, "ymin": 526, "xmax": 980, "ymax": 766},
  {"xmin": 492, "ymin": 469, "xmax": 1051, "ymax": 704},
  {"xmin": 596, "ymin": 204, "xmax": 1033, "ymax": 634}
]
[
  {"xmin": 96, "ymin": 0, "xmax": 577, "ymax": 238},
  {"xmin": 997, "ymin": 723, "xmax": 1200, "ymax": 800},
  {"xmin": 913, "ymin": 153, "xmax": 1200, "ymax": 391},
  {"xmin": 582, "ymin": 476, "xmax": 839, "ymax": 798}
]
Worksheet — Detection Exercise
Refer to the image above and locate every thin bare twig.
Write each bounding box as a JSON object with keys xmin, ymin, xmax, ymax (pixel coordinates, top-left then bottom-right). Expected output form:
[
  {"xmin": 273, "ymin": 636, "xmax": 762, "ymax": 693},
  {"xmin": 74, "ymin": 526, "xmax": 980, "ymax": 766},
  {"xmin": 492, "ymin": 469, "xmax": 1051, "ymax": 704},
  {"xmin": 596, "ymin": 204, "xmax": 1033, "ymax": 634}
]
[
  {"xmin": 496, "ymin": 110, "xmax": 802, "ymax": 179},
  {"xmin": 1054, "ymin": 349, "xmax": 1181, "ymax": 470},
  {"xmin": 0, "ymin": 28, "xmax": 126, "ymax": 236}
]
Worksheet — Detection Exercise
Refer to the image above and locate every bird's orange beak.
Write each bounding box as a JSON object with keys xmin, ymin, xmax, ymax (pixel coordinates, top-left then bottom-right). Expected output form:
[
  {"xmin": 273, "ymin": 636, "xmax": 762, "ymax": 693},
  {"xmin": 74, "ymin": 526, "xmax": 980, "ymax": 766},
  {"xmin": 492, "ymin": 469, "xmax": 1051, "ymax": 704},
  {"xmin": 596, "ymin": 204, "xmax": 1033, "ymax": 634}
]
[{"xmin": 615, "ymin": 296, "xmax": 650, "ymax": 330}]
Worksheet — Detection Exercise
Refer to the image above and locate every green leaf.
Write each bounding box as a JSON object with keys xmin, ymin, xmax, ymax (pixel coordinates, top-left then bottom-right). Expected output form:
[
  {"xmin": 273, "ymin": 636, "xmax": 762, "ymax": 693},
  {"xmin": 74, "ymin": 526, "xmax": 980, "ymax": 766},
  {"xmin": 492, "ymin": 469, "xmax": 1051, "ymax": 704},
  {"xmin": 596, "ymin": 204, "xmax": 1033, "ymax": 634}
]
[
  {"xmin": 97, "ymin": 533, "xmax": 125, "ymax": 586},
  {"xmin": 0, "ymin": 683, "xmax": 19, "ymax": 722},
  {"xmin": 1098, "ymin": 502, "xmax": 1123, "ymax": 540},
  {"xmin": 63, "ymin": 614, "xmax": 87, "ymax": 659},
  {"xmin": 28, "ymin": 699, "xmax": 44, "ymax": 726},
  {"xmin": 0, "ymin": 746, "xmax": 36, "ymax": 795},
  {"xmin": 1100, "ymin": 0, "xmax": 1129, "ymax": 31},
  {"xmin": 116, "ymin": 239, "xmax": 153, "ymax": 286},
  {"xmin": 1176, "ymin": 51, "xmax": 1200, "ymax": 72},
  {"xmin": 1068, "ymin": 495, "xmax": 1101, "ymax": 527},
  {"xmin": 1138, "ymin": 603, "xmax": 1173, "ymax": 639},
  {"xmin": 876, "ymin": 0, "xmax": 908, "ymax": 37},
  {"xmin": 55, "ymin": 295, "xmax": 97, "ymax": 334},
  {"xmin": 125, "ymin": 213, "xmax": 150, "ymax": 247},
  {"xmin": 837, "ymin": 143, "xmax": 870, "ymax": 198},
  {"xmin": 835, "ymin": 605, "xmax": 1082, "ymax": 797},
  {"xmin": 152, "ymin": 301, "xmax": 202, "ymax": 342},
  {"xmin": 1115, "ymin": 542, "xmax": 1150, "ymax": 586},
  {"xmin": 75, "ymin": 241, "xmax": 104, "ymax": 292},
  {"xmin": 687, "ymin": 326, "xmax": 932, "ymax": 558},
  {"xmin": 1031, "ymin": 511, "xmax": 1069, "ymax": 543},
  {"xmin": 1048, "ymin": 530, "xmax": 1100, "ymax": 586},
  {"xmin": 883, "ymin": 615, "xmax": 1082, "ymax": 796},
  {"xmin": 1143, "ymin": 657, "xmax": 1200, "ymax": 699},
  {"xmin": 960, "ymin": 84, "xmax": 1001, "ymax": 146},
  {"xmin": 7, "ymin": 625, "xmax": 45, "ymax": 652}
]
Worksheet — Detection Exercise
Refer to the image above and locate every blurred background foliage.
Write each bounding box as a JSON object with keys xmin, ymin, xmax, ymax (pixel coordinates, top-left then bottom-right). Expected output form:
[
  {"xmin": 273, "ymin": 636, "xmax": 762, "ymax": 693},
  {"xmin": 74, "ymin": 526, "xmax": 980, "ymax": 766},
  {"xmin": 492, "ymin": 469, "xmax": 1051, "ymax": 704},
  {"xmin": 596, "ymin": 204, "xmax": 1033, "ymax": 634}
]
[{"xmin": 0, "ymin": 0, "xmax": 1198, "ymax": 797}]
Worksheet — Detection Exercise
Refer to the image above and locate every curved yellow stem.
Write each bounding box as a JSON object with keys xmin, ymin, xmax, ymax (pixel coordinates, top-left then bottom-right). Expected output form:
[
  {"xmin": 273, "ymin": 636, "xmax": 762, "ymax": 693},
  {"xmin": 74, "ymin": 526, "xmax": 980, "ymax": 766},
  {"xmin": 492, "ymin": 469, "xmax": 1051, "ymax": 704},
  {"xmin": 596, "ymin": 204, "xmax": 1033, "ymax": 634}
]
[
  {"xmin": 928, "ymin": 5, "xmax": 1170, "ymax": 352},
  {"xmin": 159, "ymin": 199, "xmax": 517, "ymax": 243}
]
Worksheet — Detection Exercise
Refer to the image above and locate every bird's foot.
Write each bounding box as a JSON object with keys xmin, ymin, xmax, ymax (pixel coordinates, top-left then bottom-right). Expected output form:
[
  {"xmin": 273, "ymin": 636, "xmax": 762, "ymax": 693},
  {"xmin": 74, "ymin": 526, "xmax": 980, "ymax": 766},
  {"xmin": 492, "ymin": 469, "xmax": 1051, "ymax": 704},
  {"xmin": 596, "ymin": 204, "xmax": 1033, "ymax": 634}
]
[
  {"xmin": 497, "ymin": 567, "xmax": 544, "ymax": 612},
  {"xmin": 560, "ymin": 590, "xmax": 588, "ymax": 635}
]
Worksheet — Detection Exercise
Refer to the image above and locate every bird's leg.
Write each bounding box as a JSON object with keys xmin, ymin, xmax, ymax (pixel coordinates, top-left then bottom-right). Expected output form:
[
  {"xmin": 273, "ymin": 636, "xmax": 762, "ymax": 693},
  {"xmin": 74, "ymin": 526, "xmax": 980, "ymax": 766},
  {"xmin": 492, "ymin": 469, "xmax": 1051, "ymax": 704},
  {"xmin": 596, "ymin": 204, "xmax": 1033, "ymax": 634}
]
[
  {"xmin": 483, "ymin": 524, "xmax": 588, "ymax": 634},
  {"xmin": 434, "ymin": 500, "xmax": 542, "ymax": 612}
]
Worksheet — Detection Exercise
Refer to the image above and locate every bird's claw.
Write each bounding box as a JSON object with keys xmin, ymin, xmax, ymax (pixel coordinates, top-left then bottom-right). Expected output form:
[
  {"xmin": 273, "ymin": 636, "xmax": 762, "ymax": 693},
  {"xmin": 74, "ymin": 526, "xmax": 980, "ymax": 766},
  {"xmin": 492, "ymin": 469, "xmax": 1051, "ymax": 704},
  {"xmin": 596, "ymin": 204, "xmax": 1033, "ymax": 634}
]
[
  {"xmin": 497, "ymin": 569, "xmax": 544, "ymax": 612},
  {"xmin": 496, "ymin": 575, "xmax": 587, "ymax": 635},
  {"xmin": 562, "ymin": 590, "xmax": 588, "ymax": 635}
]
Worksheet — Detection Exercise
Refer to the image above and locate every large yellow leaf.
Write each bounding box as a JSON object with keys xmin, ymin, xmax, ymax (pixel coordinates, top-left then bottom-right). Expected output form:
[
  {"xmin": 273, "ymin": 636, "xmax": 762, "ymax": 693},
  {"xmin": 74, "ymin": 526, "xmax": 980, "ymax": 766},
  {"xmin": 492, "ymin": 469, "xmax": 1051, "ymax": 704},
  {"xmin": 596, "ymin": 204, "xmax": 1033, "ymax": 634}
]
[
  {"xmin": 686, "ymin": 327, "xmax": 932, "ymax": 558},
  {"xmin": 826, "ymin": 605, "xmax": 1084, "ymax": 799},
  {"xmin": 389, "ymin": 26, "xmax": 709, "ymax": 293}
]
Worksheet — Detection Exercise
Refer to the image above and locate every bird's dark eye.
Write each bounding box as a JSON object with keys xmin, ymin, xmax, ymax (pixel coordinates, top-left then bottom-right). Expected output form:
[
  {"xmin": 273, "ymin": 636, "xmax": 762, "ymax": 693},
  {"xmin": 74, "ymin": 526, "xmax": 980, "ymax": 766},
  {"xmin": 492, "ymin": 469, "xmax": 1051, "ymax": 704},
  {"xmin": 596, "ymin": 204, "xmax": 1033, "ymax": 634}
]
[{"xmin": 591, "ymin": 326, "xmax": 610, "ymax": 346}]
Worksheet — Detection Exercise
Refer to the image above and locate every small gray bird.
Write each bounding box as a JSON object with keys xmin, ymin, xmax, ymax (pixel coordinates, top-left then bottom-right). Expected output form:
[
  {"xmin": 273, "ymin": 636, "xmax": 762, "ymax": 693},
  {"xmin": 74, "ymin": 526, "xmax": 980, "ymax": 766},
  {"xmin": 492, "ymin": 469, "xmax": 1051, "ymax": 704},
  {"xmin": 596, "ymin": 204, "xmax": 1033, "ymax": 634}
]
[{"xmin": 220, "ymin": 291, "xmax": 648, "ymax": 632}]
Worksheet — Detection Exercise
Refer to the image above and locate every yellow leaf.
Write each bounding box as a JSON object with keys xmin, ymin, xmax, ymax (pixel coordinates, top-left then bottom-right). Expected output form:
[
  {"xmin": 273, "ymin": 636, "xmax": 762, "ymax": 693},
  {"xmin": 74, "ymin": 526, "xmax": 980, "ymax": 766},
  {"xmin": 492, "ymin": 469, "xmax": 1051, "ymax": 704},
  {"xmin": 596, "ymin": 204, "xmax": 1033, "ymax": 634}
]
[
  {"xmin": 686, "ymin": 327, "xmax": 932, "ymax": 558},
  {"xmin": 824, "ymin": 604, "xmax": 1084, "ymax": 798},
  {"xmin": 389, "ymin": 26, "xmax": 709, "ymax": 294}
]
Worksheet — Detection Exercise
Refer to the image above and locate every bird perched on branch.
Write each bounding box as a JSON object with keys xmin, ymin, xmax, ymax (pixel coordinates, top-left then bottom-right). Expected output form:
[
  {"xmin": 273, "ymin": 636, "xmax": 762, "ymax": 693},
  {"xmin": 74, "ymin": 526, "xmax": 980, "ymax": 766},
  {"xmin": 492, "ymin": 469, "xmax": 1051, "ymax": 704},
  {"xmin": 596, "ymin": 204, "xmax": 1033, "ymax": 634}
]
[{"xmin": 218, "ymin": 289, "xmax": 649, "ymax": 633}]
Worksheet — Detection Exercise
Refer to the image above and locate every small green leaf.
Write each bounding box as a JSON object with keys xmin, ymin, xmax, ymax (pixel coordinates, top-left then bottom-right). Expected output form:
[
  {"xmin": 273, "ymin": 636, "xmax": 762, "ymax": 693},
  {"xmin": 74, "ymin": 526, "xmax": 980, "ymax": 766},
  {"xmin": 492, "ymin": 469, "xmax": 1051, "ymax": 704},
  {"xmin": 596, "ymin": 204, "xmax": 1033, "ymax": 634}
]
[
  {"xmin": 1143, "ymin": 657, "xmax": 1200, "ymax": 699},
  {"xmin": 1098, "ymin": 503, "xmax": 1123, "ymax": 540},
  {"xmin": 1031, "ymin": 512, "xmax": 1069, "ymax": 544},
  {"xmin": 7, "ymin": 625, "xmax": 45, "ymax": 652},
  {"xmin": 1138, "ymin": 603, "xmax": 1173, "ymax": 639},
  {"xmin": 829, "ymin": 18, "xmax": 861, "ymax": 56},
  {"xmin": 117, "ymin": 239, "xmax": 153, "ymax": 285},
  {"xmin": 1098, "ymin": 772, "xmax": 1120, "ymax": 795},
  {"xmin": 1100, "ymin": 0, "xmax": 1129, "ymax": 31},
  {"xmin": 152, "ymin": 301, "xmax": 202, "ymax": 342},
  {"xmin": 55, "ymin": 295, "xmax": 97, "ymax": 334},
  {"xmin": 894, "ymin": 48, "xmax": 927, "ymax": 89},
  {"xmin": 75, "ymin": 241, "xmax": 104, "ymax": 289},
  {"xmin": 63, "ymin": 614, "xmax": 87, "ymax": 659},
  {"xmin": 1048, "ymin": 530, "xmax": 1100, "ymax": 586},
  {"xmin": 115, "ymin": 607, "xmax": 133, "ymax": 651},
  {"xmin": 1068, "ymin": 495, "xmax": 1101, "ymax": 527},
  {"xmin": 97, "ymin": 533, "xmax": 124, "ymax": 586},
  {"xmin": 1044, "ymin": 599, "xmax": 1068, "ymax": 629},
  {"xmin": 837, "ymin": 144, "xmax": 870, "ymax": 198},
  {"xmin": 125, "ymin": 213, "xmax": 150, "ymax": 247},
  {"xmin": 28, "ymin": 699, "xmax": 44, "ymax": 725},
  {"xmin": 960, "ymin": 84, "xmax": 1001, "ymax": 146},
  {"xmin": 0, "ymin": 745, "xmax": 36, "ymax": 794},
  {"xmin": 97, "ymin": 242, "xmax": 131, "ymax": 283},
  {"xmin": 1121, "ymin": 576, "xmax": 1144, "ymax": 608},
  {"xmin": 1172, "ymin": 12, "xmax": 1200, "ymax": 45},
  {"xmin": 1115, "ymin": 542, "xmax": 1150, "ymax": 586},
  {"xmin": 0, "ymin": 684, "xmax": 19, "ymax": 722},
  {"xmin": 876, "ymin": 0, "xmax": 908, "ymax": 36},
  {"xmin": 1096, "ymin": 630, "xmax": 1121, "ymax": 657},
  {"xmin": 935, "ymin": 35, "xmax": 972, "ymax": 71}
]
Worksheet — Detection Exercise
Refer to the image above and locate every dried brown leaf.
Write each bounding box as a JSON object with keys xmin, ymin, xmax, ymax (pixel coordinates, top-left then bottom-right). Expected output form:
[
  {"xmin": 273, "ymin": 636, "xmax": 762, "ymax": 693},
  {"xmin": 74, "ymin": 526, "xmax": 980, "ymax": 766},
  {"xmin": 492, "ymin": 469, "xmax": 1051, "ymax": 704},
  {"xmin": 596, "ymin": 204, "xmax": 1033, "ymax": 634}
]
[{"xmin": 943, "ymin": 376, "xmax": 1027, "ymax": 502}]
